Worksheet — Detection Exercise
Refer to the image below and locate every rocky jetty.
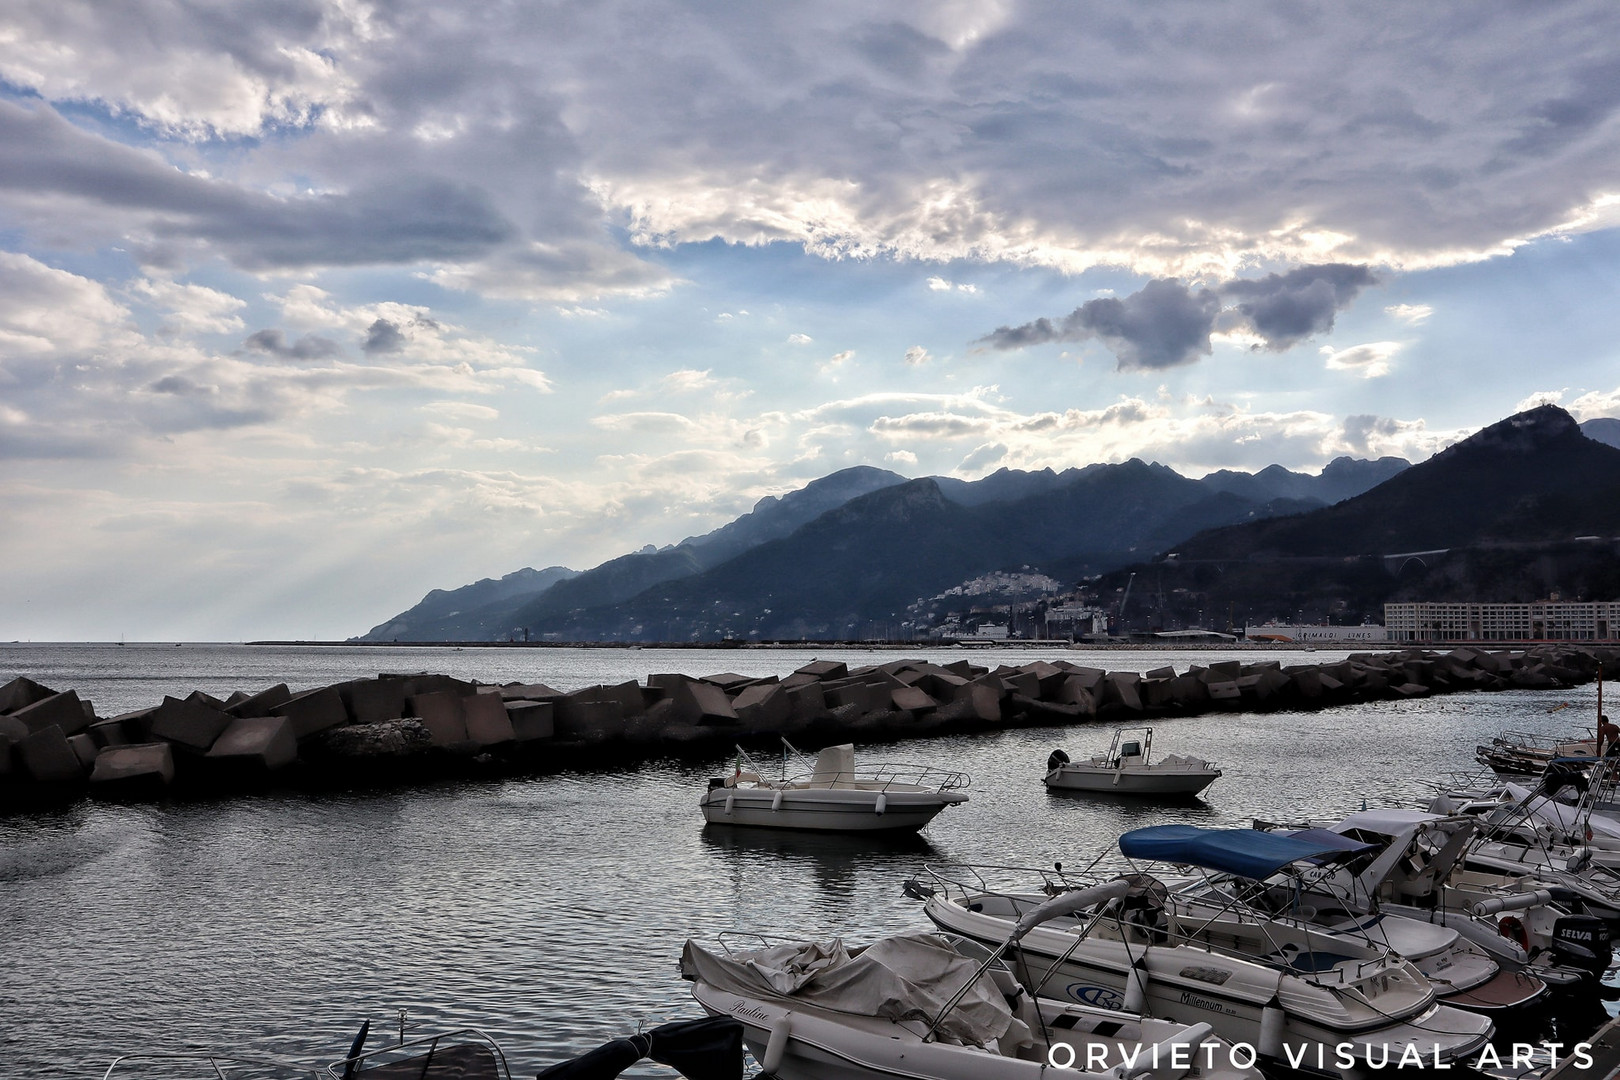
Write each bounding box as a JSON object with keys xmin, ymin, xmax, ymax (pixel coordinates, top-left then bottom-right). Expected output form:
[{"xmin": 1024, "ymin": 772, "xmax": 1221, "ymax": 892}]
[{"xmin": 2, "ymin": 643, "xmax": 1616, "ymax": 809}]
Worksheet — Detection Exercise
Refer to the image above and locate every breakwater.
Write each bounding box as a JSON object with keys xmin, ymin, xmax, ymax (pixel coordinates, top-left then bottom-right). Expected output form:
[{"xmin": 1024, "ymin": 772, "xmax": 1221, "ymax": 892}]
[{"xmin": 1, "ymin": 642, "xmax": 1614, "ymax": 809}]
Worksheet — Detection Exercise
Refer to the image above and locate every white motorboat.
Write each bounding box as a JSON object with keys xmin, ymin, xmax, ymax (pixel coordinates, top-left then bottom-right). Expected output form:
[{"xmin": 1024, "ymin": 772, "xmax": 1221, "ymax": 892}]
[
  {"xmin": 1292, "ymin": 808, "xmax": 1605, "ymax": 991},
  {"xmin": 920, "ymin": 830, "xmax": 1493, "ymax": 1079},
  {"xmin": 682, "ymin": 929, "xmax": 1262, "ymax": 1080},
  {"xmin": 1043, "ymin": 728, "xmax": 1220, "ymax": 798},
  {"xmin": 700, "ymin": 743, "xmax": 969, "ymax": 833},
  {"xmin": 1172, "ymin": 816, "xmax": 1550, "ymax": 1014}
]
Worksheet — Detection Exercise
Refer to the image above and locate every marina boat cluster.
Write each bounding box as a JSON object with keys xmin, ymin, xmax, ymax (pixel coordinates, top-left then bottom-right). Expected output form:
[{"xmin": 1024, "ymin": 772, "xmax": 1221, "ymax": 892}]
[{"xmin": 671, "ymin": 725, "xmax": 1620, "ymax": 1080}]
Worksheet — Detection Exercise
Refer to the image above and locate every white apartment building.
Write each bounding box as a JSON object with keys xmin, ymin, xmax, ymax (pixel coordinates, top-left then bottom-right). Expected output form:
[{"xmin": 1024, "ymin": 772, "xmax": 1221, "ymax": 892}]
[{"xmin": 1384, "ymin": 601, "xmax": 1620, "ymax": 643}]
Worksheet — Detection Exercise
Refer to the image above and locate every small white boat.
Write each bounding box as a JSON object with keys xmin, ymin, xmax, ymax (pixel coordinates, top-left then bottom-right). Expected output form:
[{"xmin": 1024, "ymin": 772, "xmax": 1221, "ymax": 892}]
[
  {"xmin": 683, "ymin": 930, "xmax": 1261, "ymax": 1080},
  {"xmin": 1044, "ymin": 728, "xmax": 1220, "ymax": 797},
  {"xmin": 700, "ymin": 743, "xmax": 969, "ymax": 833}
]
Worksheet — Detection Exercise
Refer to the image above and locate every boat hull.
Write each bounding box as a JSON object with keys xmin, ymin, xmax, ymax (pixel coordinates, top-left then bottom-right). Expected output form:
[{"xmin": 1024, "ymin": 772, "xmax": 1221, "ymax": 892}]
[
  {"xmin": 699, "ymin": 787, "xmax": 966, "ymax": 832},
  {"xmin": 1044, "ymin": 766, "xmax": 1219, "ymax": 796}
]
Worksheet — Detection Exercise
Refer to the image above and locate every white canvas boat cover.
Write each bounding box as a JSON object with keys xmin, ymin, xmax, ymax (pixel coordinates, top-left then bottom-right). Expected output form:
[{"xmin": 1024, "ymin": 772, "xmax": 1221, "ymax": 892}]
[
  {"xmin": 811, "ymin": 744, "xmax": 855, "ymax": 785},
  {"xmin": 680, "ymin": 933, "xmax": 1012, "ymax": 1047}
]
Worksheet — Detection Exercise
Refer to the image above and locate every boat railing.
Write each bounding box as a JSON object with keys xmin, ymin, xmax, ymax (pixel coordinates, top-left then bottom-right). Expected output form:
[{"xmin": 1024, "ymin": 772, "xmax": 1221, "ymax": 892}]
[
  {"xmin": 102, "ymin": 1053, "xmax": 324, "ymax": 1079},
  {"xmin": 794, "ymin": 762, "xmax": 971, "ymax": 791},
  {"xmin": 322, "ymin": 1028, "xmax": 512, "ymax": 1080},
  {"xmin": 918, "ymin": 860, "xmax": 1113, "ymax": 904}
]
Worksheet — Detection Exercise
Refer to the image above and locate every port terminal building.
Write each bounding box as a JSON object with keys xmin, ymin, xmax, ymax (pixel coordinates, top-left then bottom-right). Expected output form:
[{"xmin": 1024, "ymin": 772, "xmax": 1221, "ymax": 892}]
[{"xmin": 1384, "ymin": 601, "xmax": 1620, "ymax": 643}]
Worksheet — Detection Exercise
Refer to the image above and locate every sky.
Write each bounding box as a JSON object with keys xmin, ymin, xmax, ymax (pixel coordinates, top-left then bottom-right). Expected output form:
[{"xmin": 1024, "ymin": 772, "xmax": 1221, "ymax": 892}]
[{"xmin": 4, "ymin": 2, "xmax": 1620, "ymax": 642}]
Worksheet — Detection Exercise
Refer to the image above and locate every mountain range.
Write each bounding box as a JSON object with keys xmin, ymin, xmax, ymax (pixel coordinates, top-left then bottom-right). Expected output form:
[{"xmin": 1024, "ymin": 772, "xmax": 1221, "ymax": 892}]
[
  {"xmin": 358, "ymin": 452, "xmax": 1408, "ymax": 642},
  {"xmin": 1104, "ymin": 405, "xmax": 1620, "ymax": 630},
  {"xmin": 357, "ymin": 405, "xmax": 1620, "ymax": 643}
]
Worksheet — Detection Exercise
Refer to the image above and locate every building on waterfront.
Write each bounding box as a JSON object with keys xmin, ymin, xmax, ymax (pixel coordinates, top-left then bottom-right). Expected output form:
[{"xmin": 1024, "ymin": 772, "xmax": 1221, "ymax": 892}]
[
  {"xmin": 1245, "ymin": 623, "xmax": 1389, "ymax": 644},
  {"xmin": 1384, "ymin": 600, "xmax": 1620, "ymax": 643}
]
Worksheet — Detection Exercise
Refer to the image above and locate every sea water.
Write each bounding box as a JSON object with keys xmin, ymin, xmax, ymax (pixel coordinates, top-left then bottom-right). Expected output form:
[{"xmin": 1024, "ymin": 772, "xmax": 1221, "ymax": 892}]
[{"xmin": 0, "ymin": 643, "xmax": 1609, "ymax": 1076}]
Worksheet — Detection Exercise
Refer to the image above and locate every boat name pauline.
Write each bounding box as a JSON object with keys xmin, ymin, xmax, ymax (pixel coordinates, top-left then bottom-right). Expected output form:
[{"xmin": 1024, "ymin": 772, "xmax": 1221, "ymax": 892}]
[{"xmin": 1044, "ymin": 1041, "xmax": 1595, "ymax": 1072}]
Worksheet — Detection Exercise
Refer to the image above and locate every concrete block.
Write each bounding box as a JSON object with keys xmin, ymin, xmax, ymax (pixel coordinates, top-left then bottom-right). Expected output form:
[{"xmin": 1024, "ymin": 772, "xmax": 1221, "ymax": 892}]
[
  {"xmin": 207, "ymin": 716, "xmax": 298, "ymax": 770},
  {"xmin": 506, "ymin": 700, "xmax": 555, "ymax": 741},
  {"xmin": 185, "ymin": 690, "xmax": 230, "ymax": 711},
  {"xmin": 0, "ymin": 714, "xmax": 28, "ymax": 746},
  {"xmin": 1207, "ymin": 680, "xmax": 1241, "ymax": 703},
  {"xmin": 409, "ymin": 691, "xmax": 469, "ymax": 746},
  {"xmin": 700, "ymin": 672, "xmax": 752, "ymax": 690},
  {"xmin": 733, "ymin": 683, "xmax": 791, "ymax": 731},
  {"xmin": 19, "ymin": 725, "xmax": 84, "ymax": 783},
  {"xmin": 1101, "ymin": 673, "xmax": 1143, "ymax": 711},
  {"xmin": 1392, "ymin": 682, "xmax": 1432, "ymax": 697},
  {"xmin": 463, "ymin": 692, "xmax": 516, "ymax": 746},
  {"xmin": 554, "ymin": 698, "xmax": 625, "ymax": 742},
  {"xmin": 68, "ymin": 733, "xmax": 99, "ymax": 769},
  {"xmin": 795, "ymin": 660, "xmax": 848, "ymax": 680},
  {"xmin": 108, "ymin": 706, "xmax": 160, "ymax": 742},
  {"xmin": 395, "ymin": 673, "xmax": 479, "ymax": 697},
  {"xmin": 336, "ymin": 678, "xmax": 409, "ymax": 724},
  {"xmin": 891, "ymin": 686, "xmax": 938, "ymax": 713},
  {"xmin": 1000, "ymin": 670, "xmax": 1040, "ymax": 698},
  {"xmin": 226, "ymin": 683, "xmax": 291, "ymax": 718},
  {"xmin": 1144, "ymin": 666, "xmax": 1177, "ymax": 681},
  {"xmin": 785, "ymin": 681, "xmax": 828, "ymax": 722},
  {"xmin": 12, "ymin": 690, "xmax": 89, "ymax": 737},
  {"xmin": 779, "ymin": 671, "xmax": 823, "ymax": 690},
  {"xmin": 499, "ymin": 682, "xmax": 562, "ymax": 701},
  {"xmin": 90, "ymin": 742, "xmax": 175, "ymax": 789},
  {"xmin": 271, "ymin": 687, "xmax": 348, "ymax": 739},
  {"xmin": 1166, "ymin": 674, "xmax": 1209, "ymax": 709},
  {"xmin": 0, "ymin": 676, "xmax": 58, "ymax": 714},
  {"xmin": 151, "ymin": 695, "xmax": 232, "ymax": 751}
]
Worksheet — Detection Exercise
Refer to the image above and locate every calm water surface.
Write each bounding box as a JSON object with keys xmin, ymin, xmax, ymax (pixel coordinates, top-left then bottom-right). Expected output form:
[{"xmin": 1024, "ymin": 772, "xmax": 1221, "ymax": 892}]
[{"xmin": 0, "ymin": 644, "xmax": 1608, "ymax": 1077}]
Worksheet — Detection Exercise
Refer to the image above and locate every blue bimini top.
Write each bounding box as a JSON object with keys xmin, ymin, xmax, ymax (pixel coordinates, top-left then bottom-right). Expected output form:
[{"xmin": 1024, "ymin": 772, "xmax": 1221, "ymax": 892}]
[{"xmin": 1119, "ymin": 824, "xmax": 1369, "ymax": 880}]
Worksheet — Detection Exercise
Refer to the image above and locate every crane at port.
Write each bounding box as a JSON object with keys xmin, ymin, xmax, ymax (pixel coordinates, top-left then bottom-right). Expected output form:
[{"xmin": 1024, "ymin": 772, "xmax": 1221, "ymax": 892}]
[{"xmin": 1117, "ymin": 572, "xmax": 1136, "ymax": 632}]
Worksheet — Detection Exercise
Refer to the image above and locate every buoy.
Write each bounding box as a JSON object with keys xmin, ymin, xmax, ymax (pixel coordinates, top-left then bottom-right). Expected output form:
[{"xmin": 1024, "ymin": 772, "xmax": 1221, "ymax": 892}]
[
  {"xmin": 724, "ymin": 794, "xmax": 735, "ymax": 816},
  {"xmin": 875, "ymin": 793, "xmax": 887, "ymax": 815},
  {"xmin": 761, "ymin": 1012, "xmax": 792, "ymax": 1074},
  {"xmin": 1123, "ymin": 959, "xmax": 1149, "ymax": 1013},
  {"xmin": 1258, "ymin": 1005, "xmax": 1286, "ymax": 1059},
  {"xmin": 771, "ymin": 789, "xmax": 783, "ymax": 811},
  {"xmin": 1498, "ymin": 915, "xmax": 1530, "ymax": 952}
]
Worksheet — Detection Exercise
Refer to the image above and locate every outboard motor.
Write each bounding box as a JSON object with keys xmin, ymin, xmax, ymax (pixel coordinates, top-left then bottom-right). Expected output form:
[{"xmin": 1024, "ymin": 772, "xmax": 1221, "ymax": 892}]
[
  {"xmin": 1047, "ymin": 749, "xmax": 1070, "ymax": 772},
  {"xmin": 1550, "ymin": 914, "xmax": 1613, "ymax": 982}
]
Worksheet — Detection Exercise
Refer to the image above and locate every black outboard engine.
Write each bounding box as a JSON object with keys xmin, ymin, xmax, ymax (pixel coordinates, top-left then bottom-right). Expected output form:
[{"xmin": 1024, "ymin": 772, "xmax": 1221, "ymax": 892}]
[
  {"xmin": 1550, "ymin": 914, "xmax": 1613, "ymax": 981},
  {"xmin": 1047, "ymin": 749, "xmax": 1070, "ymax": 772}
]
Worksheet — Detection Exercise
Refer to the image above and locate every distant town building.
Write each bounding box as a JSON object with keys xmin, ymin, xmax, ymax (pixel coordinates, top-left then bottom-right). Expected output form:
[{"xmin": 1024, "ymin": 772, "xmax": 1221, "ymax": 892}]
[
  {"xmin": 1246, "ymin": 623, "xmax": 1389, "ymax": 644},
  {"xmin": 1385, "ymin": 601, "xmax": 1620, "ymax": 643}
]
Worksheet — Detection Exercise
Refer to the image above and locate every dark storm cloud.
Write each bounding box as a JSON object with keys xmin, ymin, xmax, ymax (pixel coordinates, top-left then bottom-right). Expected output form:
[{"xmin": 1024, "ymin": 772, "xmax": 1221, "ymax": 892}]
[
  {"xmin": 362, "ymin": 319, "xmax": 408, "ymax": 355},
  {"xmin": 243, "ymin": 328, "xmax": 343, "ymax": 360},
  {"xmin": 0, "ymin": 102, "xmax": 516, "ymax": 269},
  {"xmin": 980, "ymin": 279, "xmax": 1222, "ymax": 371},
  {"xmin": 980, "ymin": 265, "xmax": 1377, "ymax": 369},
  {"xmin": 1218, "ymin": 264, "xmax": 1380, "ymax": 351}
]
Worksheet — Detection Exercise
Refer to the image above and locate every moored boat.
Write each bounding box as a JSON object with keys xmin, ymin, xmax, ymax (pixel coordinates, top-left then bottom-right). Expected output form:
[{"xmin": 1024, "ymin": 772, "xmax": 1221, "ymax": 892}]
[
  {"xmin": 1043, "ymin": 728, "xmax": 1220, "ymax": 798},
  {"xmin": 700, "ymin": 743, "xmax": 969, "ymax": 833},
  {"xmin": 682, "ymin": 929, "xmax": 1262, "ymax": 1080}
]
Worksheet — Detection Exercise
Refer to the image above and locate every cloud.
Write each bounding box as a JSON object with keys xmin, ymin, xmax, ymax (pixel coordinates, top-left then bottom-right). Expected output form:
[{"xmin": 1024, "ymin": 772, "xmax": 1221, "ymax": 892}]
[
  {"xmin": 244, "ymin": 328, "xmax": 343, "ymax": 361},
  {"xmin": 981, "ymin": 279, "xmax": 1222, "ymax": 371},
  {"xmin": 362, "ymin": 319, "xmax": 408, "ymax": 355},
  {"xmin": 980, "ymin": 265, "xmax": 1378, "ymax": 369},
  {"xmin": 904, "ymin": 345, "xmax": 932, "ymax": 365},
  {"xmin": 787, "ymin": 333, "xmax": 813, "ymax": 345},
  {"xmin": 1219, "ymin": 264, "xmax": 1380, "ymax": 350},
  {"xmin": 1386, "ymin": 303, "xmax": 1433, "ymax": 325},
  {"xmin": 1321, "ymin": 341, "xmax": 1402, "ymax": 378}
]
